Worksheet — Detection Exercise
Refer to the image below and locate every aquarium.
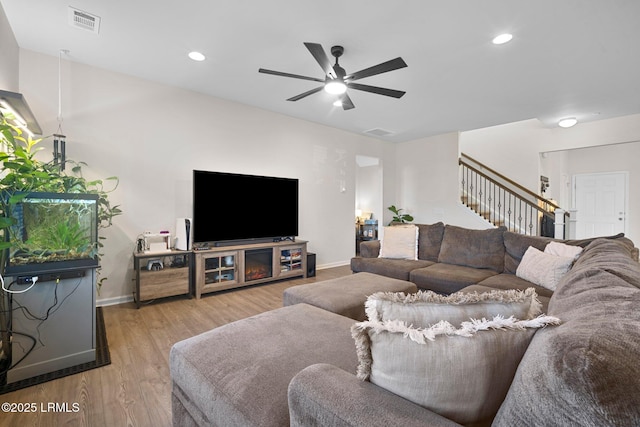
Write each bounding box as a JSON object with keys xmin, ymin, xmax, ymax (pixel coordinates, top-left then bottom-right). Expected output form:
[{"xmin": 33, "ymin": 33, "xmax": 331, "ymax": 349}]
[{"xmin": 3, "ymin": 192, "xmax": 99, "ymax": 277}]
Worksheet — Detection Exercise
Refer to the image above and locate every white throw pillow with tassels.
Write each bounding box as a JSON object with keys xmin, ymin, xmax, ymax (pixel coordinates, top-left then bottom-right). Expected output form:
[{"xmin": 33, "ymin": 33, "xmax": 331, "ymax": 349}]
[
  {"xmin": 351, "ymin": 314, "xmax": 560, "ymax": 427},
  {"xmin": 365, "ymin": 287, "xmax": 542, "ymax": 328}
]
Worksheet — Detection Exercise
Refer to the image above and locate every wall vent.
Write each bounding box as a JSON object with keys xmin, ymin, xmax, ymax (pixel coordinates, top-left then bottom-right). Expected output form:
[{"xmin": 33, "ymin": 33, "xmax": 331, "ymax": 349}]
[
  {"xmin": 68, "ymin": 7, "xmax": 101, "ymax": 34},
  {"xmin": 363, "ymin": 128, "xmax": 394, "ymax": 137}
]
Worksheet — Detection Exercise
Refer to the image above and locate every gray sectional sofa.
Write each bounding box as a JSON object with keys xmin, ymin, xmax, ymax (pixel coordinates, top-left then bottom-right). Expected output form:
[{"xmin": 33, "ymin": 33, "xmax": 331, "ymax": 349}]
[
  {"xmin": 170, "ymin": 224, "xmax": 640, "ymax": 427},
  {"xmin": 351, "ymin": 222, "xmax": 638, "ymax": 308}
]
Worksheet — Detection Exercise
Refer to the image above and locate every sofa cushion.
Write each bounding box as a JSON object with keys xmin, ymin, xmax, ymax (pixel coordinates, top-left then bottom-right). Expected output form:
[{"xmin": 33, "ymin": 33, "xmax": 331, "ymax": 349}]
[
  {"xmin": 352, "ymin": 315, "xmax": 560, "ymax": 427},
  {"xmin": 476, "ymin": 273, "xmax": 553, "ymax": 297},
  {"xmin": 417, "ymin": 222, "xmax": 445, "ymax": 261},
  {"xmin": 365, "ymin": 287, "xmax": 542, "ymax": 327},
  {"xmin": 569, "ymin": 237, "xmax": 640, "ymax": 288},
  {"xmin": 283, "ymin": 272, "xmax": 417, "ymax": 321},
  {"xmin": 169, "ymin": 303, "xmax": 359, "ymax": 427},
  {"xmin": 564, "ymin": 232, "xmax": 629, "ymax": 248},
  {"xmin": 494, "ymin": 238, "xmax": 640, "ymax": 427},
  {"xmin": 474, "ymin": 274, "xmax": 552, "ymax": 311},
  {"xmin": 438, "ymin": 225, "xmax": 505, "ymax": 272},
  {"xmin": 515, "ymin": 246, "xmax": 575, "ymax": 291},
  {"xmin": 410, "ymin": 263, "xmax": 499, "ymax": 294},
  {"xmin": 351, "ymin": 257, "xmax": 435, "ymax": 281},
  {"xmin": 503, "ymin": 232, "xmax": 554, "ymax": 274},
  {"xmin": 379, "ymin": 225, "xmax": 418, "ymax": 259},
  {"xmin": 359, "ymin": 239, "xmax": 381, "ymax": 258},
  {"xmin": 289, "ymin": 364, "xmax": 461, "ymax": 427}
]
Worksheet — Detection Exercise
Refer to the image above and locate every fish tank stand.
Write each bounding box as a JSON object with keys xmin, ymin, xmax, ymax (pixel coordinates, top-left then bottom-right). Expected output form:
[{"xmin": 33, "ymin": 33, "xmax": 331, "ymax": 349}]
[{"xmin": 3, "ymin": 267, "xmax": 97, "ymax": 385}]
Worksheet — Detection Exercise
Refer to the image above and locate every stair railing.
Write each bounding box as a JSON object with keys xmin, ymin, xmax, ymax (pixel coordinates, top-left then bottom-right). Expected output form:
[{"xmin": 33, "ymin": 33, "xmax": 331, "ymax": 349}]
[{"xmin": 459, "ymin": 153, "xmax": 567, "ymax": 237}]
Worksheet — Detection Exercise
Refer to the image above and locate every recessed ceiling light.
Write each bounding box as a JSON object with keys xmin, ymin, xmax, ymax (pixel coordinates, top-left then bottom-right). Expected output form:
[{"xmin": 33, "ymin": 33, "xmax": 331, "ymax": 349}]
[
  {"xmin": 492, "ymin": 33, "xmax": 513, "ymax": 45},
  {"xmin": 558, "ymin": 118, "xmax": 578, "ymax": 128},
  {"xmin": 188, "ymin": 51, "xmax": 206, "ymax": 61}
]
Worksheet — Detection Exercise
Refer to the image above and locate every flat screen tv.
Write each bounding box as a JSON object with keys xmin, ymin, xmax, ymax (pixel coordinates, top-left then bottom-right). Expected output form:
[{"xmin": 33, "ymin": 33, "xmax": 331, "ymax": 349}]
[{"xmin": 192, "ymin": 170, "xmax": 299, "ymax": 246}]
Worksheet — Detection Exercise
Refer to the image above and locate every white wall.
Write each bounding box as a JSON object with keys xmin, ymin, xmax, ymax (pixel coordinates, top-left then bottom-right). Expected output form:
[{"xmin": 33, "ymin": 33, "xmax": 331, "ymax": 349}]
[
  {"xmin": 460, "ymin": 115, "xmax": 640, "ymax": 242},
  {"xmin": 459, "ymin": 119, "xmax": 548, "ymax": 192},
  {"xmin": 0, "ymin": 4, "xmax": 18, "ymax": 91},
  {"xmin": 542, "ymin": 142, "xmax": 640, "ymax": 242},
  {"xmin": 16, "ymin": 49, "xmax": 395, "ymax": 305},
  {"xmin": 393, "ymin": 132, "xmax": 490, "ymax": 230}
]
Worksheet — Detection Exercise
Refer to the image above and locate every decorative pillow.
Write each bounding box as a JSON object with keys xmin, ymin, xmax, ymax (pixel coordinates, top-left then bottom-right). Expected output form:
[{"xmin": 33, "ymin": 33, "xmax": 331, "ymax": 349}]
[
  {"xmin": 544, "ymin": 241, "xmax": 583, "ymax": 260},
  {"xmin": 438, "ymin": 225, "xmax": 506, "ymax": 272},
  {"xmin": 516, "ymin": 246, "xmax": 574, "ymax": 291},
  {"xmin": 378, "ymin": 225, "xmax": 418, "ymax": 260},
  {"xmin": 352, "ymin": 315, "xmax": 561, "ymax": 427},
  {"xmin": 365, "ymin": 288, "xmax": 542, "ymax": 328},
  {"xmin": 503, "ymin": 231, "xmax": 554, "ymax": 274}
]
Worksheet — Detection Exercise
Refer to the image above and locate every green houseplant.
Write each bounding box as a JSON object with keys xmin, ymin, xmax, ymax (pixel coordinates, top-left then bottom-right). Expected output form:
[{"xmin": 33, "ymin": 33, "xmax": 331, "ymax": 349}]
[
  {"xmin": 0, "ymin": 113, "xmax": 122, "ymax": 287},
  {"xmin": 387, "ymin": 205, "xmax": 414, "ymax": 225}
]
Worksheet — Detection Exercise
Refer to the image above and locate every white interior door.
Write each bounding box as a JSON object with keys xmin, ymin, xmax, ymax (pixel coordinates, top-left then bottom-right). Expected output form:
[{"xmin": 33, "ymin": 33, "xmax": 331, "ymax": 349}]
[{"xmin": 573, "ymin": 172, "xmax": 627, "ymax": 238}]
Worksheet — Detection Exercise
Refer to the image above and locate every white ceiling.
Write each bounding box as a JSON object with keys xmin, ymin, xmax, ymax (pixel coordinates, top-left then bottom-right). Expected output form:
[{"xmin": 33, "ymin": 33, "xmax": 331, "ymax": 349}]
[{"xmin": 3, "ymin": 0, "xmax": 640, "ymax": 143}]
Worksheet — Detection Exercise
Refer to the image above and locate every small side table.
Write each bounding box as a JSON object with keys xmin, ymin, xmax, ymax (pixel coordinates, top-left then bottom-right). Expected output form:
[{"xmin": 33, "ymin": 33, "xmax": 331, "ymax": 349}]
[{"xmin": 133, "ymin": 250, "xmax": 192, "ymax": 308}]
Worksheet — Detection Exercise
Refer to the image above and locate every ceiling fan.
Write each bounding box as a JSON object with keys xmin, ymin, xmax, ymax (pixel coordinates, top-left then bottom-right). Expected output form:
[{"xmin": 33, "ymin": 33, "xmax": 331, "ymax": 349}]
[{"xmin": 258, "ymin": 42, "xmax": 407, "ymax": 110}]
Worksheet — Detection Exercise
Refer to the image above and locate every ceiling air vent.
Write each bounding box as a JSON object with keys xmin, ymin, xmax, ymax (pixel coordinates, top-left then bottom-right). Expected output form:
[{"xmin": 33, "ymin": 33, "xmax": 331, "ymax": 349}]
[
  {"xmin": 68, "ymin": 7, "xmax": 101, "ymax": 34},
  {"xmin": 364, "ymin": 128, "xmax": 394, "ymax": 137}
]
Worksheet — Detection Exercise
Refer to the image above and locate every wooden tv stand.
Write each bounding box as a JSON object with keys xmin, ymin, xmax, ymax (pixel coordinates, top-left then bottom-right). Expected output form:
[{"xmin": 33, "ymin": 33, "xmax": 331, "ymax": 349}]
[{"xmin": 193, "ymin": 240, "xmax": 308, "ymax": 298}]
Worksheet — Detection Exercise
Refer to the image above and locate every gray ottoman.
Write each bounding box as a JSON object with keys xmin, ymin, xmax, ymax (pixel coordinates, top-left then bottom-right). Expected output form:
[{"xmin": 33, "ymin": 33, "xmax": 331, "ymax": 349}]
[
  {"xmin": 283, "ymin": 272, "xmax": 418, "ymax": 321},
  {"xmin": 169, "ymin": 303, "xmax": 358, "ymax": 427}
]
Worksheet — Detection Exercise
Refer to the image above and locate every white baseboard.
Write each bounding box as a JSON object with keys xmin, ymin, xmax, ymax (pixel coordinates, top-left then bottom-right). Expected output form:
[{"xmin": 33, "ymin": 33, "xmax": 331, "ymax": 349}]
[
  {"xmin": 317, "ymin": 260, "xmax": 350, "ymax": 270},
  {"xmin": 97, "ymin": 294, "xmax": 134, "ymax": 307}
]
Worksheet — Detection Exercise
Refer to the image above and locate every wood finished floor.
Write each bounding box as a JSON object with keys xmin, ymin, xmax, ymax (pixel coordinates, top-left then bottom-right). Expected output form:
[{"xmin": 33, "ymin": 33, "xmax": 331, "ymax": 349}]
[{"xmin": 1, "ymin": 265, "xmax": 352, "ymax": 427}]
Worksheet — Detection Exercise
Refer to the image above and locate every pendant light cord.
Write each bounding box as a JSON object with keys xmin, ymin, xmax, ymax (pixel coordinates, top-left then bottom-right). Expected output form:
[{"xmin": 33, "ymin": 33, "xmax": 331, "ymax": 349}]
[{"xmin": 57, "ymin": 49, "xmax": 68, "ymax": 134}]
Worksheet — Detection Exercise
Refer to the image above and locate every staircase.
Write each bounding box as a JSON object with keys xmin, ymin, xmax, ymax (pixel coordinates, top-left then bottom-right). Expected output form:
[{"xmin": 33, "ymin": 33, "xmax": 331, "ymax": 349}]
[{"xmin": 459, "ymin": 153, "xmax": 568, "ymax": 238}]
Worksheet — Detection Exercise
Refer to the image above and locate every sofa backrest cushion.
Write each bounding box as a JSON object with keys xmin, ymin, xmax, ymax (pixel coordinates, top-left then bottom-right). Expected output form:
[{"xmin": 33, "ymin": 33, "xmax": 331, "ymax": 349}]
[
  {"xmin": 564, "ymin": 232, "xmax": 628, "ymax": 248},
  {"xmin": 438, "ymin": 225, "xmax": 506, "ymax": 272},
  {"xmin": 494, "ymin": 238, "xmax": 640, "ymax": 426},
  {"xmin": 416, "ymin": 222, "xmax": 445, "ymax": 262},
  {"xmin": 503, "ymin": 232, "xmax": 554, "ymax": 274},
  {"xmin": 504, "ymin": 231, "xmax": 636, "ymax": 274}
]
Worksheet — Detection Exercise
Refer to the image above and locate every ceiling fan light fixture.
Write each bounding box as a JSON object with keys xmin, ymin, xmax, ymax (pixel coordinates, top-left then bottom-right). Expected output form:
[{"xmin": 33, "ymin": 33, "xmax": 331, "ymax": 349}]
[
  {"xmin": 324, "ymin": 80, "xmax": 347, "ymax": 95},
  {"xmin": 333, "ymin": 99, "xmax": 343, "ymax": 107},
  {"xmin": 558, "ymin": 117, "xmax": 578, "ymax": 128}
]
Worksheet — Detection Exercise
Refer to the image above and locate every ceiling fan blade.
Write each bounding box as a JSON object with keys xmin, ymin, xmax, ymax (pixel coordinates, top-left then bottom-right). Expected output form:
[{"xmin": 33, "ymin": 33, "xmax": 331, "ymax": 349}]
[
  {"xmin": 287, "ymin": 86, "xmax": 324, "ymax": 102},
  {"xmin": 259, "ymin": 68, "xmax": 324, "ymax": 83},
  {"xmin": 346, "ymin": 57, "xmax": 407, "ymax": 81},
  {"xmin": 348, "ymin": 82, "xmax": 406, "ymax": 98},
  {"xmin": 304, "ymin": 42, "xmax": 336, "ymax": 79},
  {"xmin": 341, "ymin": 93, "xmax": 355, "ymax": 110}
]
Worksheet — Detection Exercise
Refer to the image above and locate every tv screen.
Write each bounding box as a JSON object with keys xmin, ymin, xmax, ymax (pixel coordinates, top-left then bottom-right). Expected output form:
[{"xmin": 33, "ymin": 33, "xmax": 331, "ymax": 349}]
[{"xmin": 192, "ymin": 170, "xmax": 299, "ymax": 245}]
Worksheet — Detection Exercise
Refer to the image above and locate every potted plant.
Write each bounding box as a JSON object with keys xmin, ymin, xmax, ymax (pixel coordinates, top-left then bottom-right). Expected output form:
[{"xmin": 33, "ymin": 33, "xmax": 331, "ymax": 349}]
[{"xmin": 387, "ymin": 205, "xmax": 414, "ymax": 225}]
